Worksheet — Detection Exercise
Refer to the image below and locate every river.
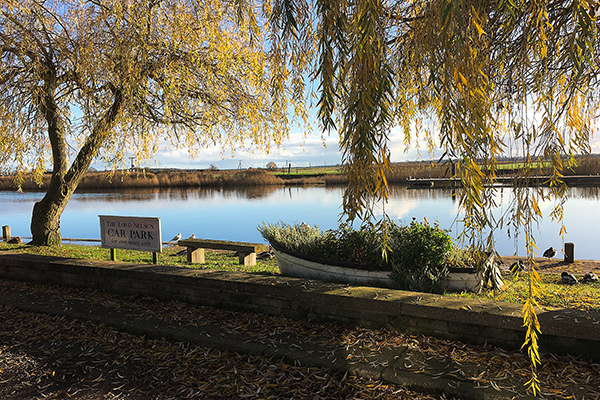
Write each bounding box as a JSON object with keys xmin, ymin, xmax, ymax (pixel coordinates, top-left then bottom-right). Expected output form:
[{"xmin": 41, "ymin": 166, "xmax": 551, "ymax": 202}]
[{"xmin": 1, "ymin": 185, "xmax": 599, "ymax": 259}]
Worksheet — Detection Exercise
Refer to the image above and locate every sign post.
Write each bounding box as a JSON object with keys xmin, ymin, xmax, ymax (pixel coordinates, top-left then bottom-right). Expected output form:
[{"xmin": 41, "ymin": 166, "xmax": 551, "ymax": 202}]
[{"xmin": 99, "ymin": 215, "xmax": 162, "ymax": 264}]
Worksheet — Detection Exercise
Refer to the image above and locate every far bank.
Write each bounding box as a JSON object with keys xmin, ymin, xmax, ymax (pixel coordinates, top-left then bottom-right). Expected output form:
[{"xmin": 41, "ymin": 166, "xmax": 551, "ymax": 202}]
[
  {"xmin": 4, "ymin": 154, "xmax": 600, "ymax": 191},
  {"xmin": 0, "ymin": 168, "xmax": 347, "ymax": 191}
]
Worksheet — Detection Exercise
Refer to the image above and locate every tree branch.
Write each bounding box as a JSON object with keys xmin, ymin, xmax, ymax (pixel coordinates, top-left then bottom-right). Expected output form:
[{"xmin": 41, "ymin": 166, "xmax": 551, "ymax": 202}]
[{"xmin": 65, "ymin": 88, "xmax": 123, "ymax": 186}]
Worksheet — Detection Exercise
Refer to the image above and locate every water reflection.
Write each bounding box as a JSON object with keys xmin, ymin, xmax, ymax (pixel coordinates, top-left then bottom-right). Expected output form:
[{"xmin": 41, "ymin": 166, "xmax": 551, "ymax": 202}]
[
  {"xmin": 567, "ymin": 186, "xmax": 600, "ymax": 200},
  {"xmin": 0, "ymin": 184, "xmax": 598, "ymax": 259},
  {"xmin": 74, "ymin": 185, "xmax": 282, "ymax": 202}
]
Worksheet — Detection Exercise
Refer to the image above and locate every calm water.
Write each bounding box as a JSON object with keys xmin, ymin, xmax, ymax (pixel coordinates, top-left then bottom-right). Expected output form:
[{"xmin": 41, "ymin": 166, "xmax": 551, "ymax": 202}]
[{"xmin": 1, "ymin": 185, "xmax": 599, "ymax": 259}]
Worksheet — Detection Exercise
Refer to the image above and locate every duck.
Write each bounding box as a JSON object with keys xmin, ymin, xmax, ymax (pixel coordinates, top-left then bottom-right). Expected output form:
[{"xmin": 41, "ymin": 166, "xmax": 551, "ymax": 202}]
[
  {"xmin": 257, "ymin": 250, "xmax": 275, "ymax": 260},
  {"xmin": 561, "ymin": 271, "xmax": 578, "ymax": 285},
  {"xmin": 582, "ymin": 272, "xmax": 599, "ymax": 283},
  {"xmin": 543, "ymin": 247, "xmax": 556, "ymax": 258}
]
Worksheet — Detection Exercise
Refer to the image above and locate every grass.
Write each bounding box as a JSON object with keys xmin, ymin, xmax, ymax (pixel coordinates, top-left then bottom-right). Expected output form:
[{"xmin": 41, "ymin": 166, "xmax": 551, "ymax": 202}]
[
  {"xmin": 0, "ymin": 242, "xmax": 279, "ymax": 275},
  {"xmin": 273, "ymin": 165, "xmax": 343, "ymax": 176},
  {"xmin": 1, "ymin": 242, "xmax": 598, "ymax": 312},
  {"xmin": 451, "ymin": 272, "xmax": 600, "ymax": 312}
]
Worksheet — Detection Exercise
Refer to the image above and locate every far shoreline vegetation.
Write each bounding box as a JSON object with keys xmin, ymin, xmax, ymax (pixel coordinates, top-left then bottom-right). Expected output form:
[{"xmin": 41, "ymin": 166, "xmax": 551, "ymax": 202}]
[{"xmin": 3, "ymin": 154, "xmax": 600, "ymax": 192}]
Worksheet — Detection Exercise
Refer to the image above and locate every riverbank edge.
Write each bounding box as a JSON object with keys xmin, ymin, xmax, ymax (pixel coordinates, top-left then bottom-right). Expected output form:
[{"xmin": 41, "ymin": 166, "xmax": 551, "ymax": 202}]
[{"xmin": 0, "ymin": 252, "xmax": 598, "ymax": 364}]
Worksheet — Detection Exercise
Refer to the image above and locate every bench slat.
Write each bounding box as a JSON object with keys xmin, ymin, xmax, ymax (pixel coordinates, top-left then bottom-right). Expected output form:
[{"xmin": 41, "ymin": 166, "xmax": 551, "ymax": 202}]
[
  {"xmin": 178, "ymin": 239, "xmax": 269, "ymax": 253},
  {"xmin": 177, "ymin": 239, "xmax": 270, "ymax": 266}
]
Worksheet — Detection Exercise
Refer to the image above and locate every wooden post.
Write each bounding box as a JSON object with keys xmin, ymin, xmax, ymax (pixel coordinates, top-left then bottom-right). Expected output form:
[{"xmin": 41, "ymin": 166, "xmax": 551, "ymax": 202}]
[
  {"xmin": 564, "ymin": 242, "xmax": 574, "ymax": 263},
  {"xmin": 239, "ymin": 252, "xmax": 256, "ymax": 266},
  {"xmin": 152, "ymin": 252, "xmax": 158, "ymax": 264},
  {"xmin": 110, "ymin": 248, "xmax": 117, "ymax": 261},
  {"xmin": 187, "ymin": 247, "xmax": 205, "ymax": 263},
  {"xmin": 2, "ymin": 225, "xmax": 10, "ymax": 241}
]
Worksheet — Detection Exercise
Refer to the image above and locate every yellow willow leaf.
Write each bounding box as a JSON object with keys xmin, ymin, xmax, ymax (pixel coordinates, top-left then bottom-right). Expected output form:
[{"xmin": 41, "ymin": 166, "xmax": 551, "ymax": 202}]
[
  {"xmin": 532, "ymin": 267, "xmax": 541, "ymax": 282},
  {"xmin": 526, "ymin": 374, "xmax": 541, "ymax": 396},
  {"xmin": 472, "ymin": 19, "xmax": 487, "ymax": 40},
  {"xmin": 478, "ymin": 68, "xmax": 489, "ymax": 84},
  {"xmin": 559, "ymin": 225, "xmax": 567, "ymax": 236},
  {"xmin": 531, "ymin": 196, "xmax": 542, "ymax": 217},
  {"xmin": 380, "ymin": 168, "xmax": 389, "ymax": 190},
  {"xmin": 458, "ymin": 72, "xmax": 468, "ymax": 86},
  {"xmin": 522, "ymin": 300, "xmax": 534, "ymax": 317}
]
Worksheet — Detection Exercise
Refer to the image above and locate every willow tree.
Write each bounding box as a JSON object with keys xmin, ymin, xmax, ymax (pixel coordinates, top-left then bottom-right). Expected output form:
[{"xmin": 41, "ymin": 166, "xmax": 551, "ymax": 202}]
[
  {"xmin": 271, "ymin": 0, "xmax": 598, "ymax": 393},
  {"xmin": 0, "ymin": 0, "xmax": 301, "ymax": 245}
]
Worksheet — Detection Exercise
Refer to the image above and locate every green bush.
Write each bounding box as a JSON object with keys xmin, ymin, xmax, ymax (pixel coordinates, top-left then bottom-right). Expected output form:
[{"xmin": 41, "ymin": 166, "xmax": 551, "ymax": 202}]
[
  {"xmin": 315, "ymin": 223, "xmax": 383, "ymax": 267},
  {"xmin": 388, "ymin": 221, "xmax": 453, "ymax": 292}
]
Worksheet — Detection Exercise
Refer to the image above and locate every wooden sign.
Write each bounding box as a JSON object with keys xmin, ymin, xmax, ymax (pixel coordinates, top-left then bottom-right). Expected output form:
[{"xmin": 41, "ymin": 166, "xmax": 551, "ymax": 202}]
[{"xmin": 99, "ymin": 215, "xmax": 162, "ymax": 252}]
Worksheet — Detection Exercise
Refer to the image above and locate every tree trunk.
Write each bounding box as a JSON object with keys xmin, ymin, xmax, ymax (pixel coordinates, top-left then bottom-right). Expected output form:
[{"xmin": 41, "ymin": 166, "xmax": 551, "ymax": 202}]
[
  {"xmin": 30, "ymin": 175, "xmax": 78, "ymax": 246},
  {"xmin": 30, "ymin": 191, "xmax": 69, "ymax": 246}
]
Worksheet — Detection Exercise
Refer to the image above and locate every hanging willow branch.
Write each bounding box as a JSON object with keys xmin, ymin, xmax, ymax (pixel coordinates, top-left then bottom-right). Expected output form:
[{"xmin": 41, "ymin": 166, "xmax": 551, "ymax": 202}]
[{"xmin": 274, "ymin": 0, "xmax": 599, "ymax": 394}]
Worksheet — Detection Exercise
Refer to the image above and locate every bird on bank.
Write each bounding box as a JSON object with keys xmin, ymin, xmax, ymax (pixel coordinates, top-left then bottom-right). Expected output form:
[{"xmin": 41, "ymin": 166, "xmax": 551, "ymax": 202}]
[
  {"xmin": 169, "ymin": 233, "xmax": 182, "ymax": 242},
  {"xmin": 561, "ymin": 271, "xmax": 578, "ymax": 285},
  {"xmin": 257, "ymin": 250, "xmax": 275, "ymax": 260},
  {"xmin": 186, "ymin": 234, "xmax": 196, "ymax": 239},
  {"xmin": 582, "ymin": 272, "xmax": 599, "ymax": 283},
  {"xmin": 543, "ymin": 247, "xmax": 556, "ymax": 258}
]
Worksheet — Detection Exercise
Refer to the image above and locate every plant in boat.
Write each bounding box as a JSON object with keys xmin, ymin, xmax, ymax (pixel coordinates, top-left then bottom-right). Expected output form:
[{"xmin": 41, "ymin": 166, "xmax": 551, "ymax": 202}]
[
  {"xmin": 259, "ymin": 220, "xmax": 473, "ymax": 292},
  {"xmin": 387, "ymin": 220, "xmax": 453, "ymax": 292}
]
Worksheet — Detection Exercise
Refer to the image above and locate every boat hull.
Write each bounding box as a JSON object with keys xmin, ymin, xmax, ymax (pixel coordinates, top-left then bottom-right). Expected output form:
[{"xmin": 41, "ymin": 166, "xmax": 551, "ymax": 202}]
[{"xmin": 274, "ymin": 249, "xmax": 482, "ymax": 291}]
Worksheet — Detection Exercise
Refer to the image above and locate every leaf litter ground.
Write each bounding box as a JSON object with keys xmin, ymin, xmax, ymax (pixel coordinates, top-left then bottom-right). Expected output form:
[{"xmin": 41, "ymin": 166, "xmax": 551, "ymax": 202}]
[
  {"xmin": 1, "ymin": 279, "xmax": 599, "ymax": 399},
  {"xmin": 0, "ymin": 279, "xmax": 446, "ymax": 400}
]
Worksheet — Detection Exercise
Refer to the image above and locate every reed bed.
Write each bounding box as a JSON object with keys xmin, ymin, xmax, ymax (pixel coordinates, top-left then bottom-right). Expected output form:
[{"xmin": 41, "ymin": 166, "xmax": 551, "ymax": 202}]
[{"xmin": 0, "ymin": 168, "xmax": 285, "ymax": 191}]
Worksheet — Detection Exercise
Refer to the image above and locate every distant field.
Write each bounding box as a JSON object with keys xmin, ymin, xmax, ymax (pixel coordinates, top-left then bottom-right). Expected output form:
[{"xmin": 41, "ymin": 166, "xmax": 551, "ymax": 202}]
[
  {"xmin": 273, "ymin": 160, "xmax": 553, "ymax": 178},
  {"xmin": 273, "ymin": 165, "xmax": 343, "ymax": 176},
  {"xmin": 494, "ymin": 161, "xmax": 552, "ymax": 170},
  {"xmin": 273, "ymin": 160, "xmax": 553, "ymax": 179}
]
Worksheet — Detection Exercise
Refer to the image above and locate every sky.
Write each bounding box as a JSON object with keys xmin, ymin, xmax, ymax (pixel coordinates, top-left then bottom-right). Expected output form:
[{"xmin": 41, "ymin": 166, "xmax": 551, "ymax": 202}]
[
  {"xmin": 147, "ymin": 125, "xmax": 444, "ymax": 170},
  {"xmin": 144, "ymin": 123, "xmax": 600, "ymax": 171},
  {"xmin": 134, "ymin": 96, "xmax": 600, "ymax": 171}
]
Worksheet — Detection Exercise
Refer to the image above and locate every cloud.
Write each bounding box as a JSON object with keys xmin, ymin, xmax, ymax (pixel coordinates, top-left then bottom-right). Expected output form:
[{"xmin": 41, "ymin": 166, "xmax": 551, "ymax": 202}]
[
  {"xmin": 385, "ymin": 199, "xmax": 419, "ymax": 220},
  {"xmin": 150, "ymin": 129, "xmax": 344, "ymax": 169}
]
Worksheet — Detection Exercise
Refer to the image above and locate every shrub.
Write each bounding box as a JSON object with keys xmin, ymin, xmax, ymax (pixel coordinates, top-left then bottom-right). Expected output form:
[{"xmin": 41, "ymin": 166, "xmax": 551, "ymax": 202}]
[
  {"xmin": 388, "ymin": 220, "xmax": 453, "ymax": 292},
  {"xmin": 316, "ymin": 223, "xmax": 384, "ymax": 267},
  {"xmin": 258, "ymin": 222, "xmax": 325, "ymax": 256},
  {"xmin": 258, "ymin": 222, "xmax": 385, "ymax": 268},
  {"xmin": 445, "ymin": 247, "xmax": 479, "ymax": 269}
]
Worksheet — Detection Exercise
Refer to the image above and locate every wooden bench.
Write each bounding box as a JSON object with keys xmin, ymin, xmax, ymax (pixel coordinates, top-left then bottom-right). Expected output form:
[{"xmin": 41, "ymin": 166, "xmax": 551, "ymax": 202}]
[{"xmin": 177, "ymin": 239, "xmax": 270, "ymax": 266}]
